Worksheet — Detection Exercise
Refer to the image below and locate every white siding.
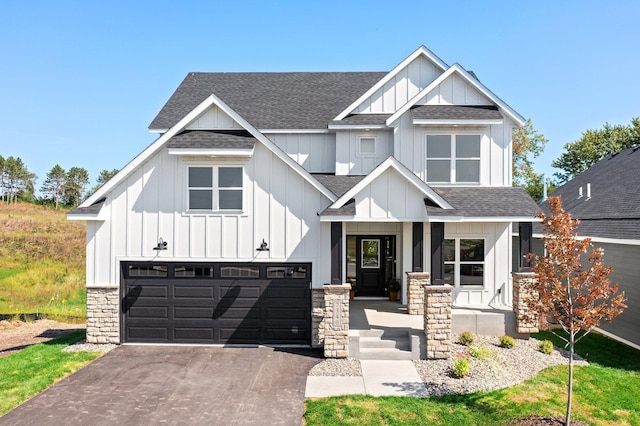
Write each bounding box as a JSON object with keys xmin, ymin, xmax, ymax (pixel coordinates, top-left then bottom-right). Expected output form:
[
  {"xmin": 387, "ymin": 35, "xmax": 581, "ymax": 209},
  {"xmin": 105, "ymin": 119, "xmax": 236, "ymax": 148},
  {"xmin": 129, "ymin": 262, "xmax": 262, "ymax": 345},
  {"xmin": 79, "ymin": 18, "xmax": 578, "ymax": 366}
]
[
  {"xmin": 424, "ymin": 73, "xmax": 492, "ymax": 106},
  {"xmin": 335, "ymin": 130, "xmax": 393, "ymax": 175},
  {"xmin": 88, "ymin": 142, "xmax": 332, "ymax": 289},
  {"xmin": 266, "ymin": 133, "xmax": 336, "ymax": 173},
  {"xmin": 355, "ymin": 56, "xmax": 442, "ymax": 114},
  {"xmin": 185, "ymin": 105, "xmax": 243, "ymax": 129},
  {"xmin": 352, "ymin": 168, "xmax": 427, "ymax": 221}
]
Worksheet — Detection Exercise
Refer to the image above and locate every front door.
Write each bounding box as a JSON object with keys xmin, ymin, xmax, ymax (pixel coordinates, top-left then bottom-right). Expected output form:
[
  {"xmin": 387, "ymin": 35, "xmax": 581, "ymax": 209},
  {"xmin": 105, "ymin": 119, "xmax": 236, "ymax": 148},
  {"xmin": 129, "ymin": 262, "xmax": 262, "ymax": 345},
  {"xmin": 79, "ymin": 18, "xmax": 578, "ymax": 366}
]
[{"xmin": 348, "ymin": 235, "xmax": 395, "ymax": 297}]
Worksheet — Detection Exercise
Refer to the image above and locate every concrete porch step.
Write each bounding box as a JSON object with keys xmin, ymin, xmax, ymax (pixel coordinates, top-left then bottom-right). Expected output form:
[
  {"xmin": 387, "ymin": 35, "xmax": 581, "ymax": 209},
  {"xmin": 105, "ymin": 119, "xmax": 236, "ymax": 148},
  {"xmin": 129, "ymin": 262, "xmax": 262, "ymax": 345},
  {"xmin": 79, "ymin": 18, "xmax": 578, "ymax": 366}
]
[
  {"xmin": 354, "ymin": 329, "xmax": 409, "ymax": 338},
  {"xmin": 358, "ymin": 347, "xmax": 415, "ymax": 360},
  {"xmin": 359, "ymin": 336, "xmax": 411, "ymax": 350}
]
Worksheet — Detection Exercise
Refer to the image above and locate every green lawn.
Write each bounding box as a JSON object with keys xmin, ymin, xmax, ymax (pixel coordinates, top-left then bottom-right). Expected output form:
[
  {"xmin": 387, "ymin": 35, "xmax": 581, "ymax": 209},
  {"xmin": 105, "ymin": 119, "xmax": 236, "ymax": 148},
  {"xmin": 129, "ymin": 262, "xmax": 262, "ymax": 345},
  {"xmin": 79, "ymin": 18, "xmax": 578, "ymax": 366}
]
[
  {"xmin": 305, "ymin": 332, "xmax": 640, "ymax": 425},
  {"xmin": 0, "ymin": 330, "xmax": 101, "ymax": 415}
]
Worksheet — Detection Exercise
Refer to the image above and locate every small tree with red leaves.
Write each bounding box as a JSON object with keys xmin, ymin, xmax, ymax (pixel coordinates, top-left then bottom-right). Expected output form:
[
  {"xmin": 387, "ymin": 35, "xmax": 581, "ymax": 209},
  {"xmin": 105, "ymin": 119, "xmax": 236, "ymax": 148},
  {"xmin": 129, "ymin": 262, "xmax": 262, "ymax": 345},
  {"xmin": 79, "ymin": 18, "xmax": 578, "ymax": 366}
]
[{"xmin": 526, "ymin": 196, "xmax": 626, "ymax": 425}]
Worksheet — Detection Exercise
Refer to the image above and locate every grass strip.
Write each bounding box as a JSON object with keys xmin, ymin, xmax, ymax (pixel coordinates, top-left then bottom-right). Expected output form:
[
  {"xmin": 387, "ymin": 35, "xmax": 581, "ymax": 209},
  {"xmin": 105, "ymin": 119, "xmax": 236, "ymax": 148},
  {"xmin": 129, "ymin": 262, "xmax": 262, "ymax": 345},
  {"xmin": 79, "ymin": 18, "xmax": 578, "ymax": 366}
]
[{"xmin": 0, "ymin": 330, "xmax": 101, "ymax": 415}]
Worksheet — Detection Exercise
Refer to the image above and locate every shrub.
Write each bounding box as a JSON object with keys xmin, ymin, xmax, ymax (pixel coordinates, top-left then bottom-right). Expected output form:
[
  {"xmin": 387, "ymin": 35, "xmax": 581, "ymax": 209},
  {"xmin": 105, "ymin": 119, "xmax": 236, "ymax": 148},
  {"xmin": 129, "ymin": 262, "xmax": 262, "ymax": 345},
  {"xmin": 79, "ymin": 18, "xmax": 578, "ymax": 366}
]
[
  {"xmin": 539, "ymin": 340, "xmax": 554, "ymax": 355},
  {"xmin": 452, "ymin": 354, "xmax": 471, "ymax": 378},
  {"xmin": 499, "ymin": 335, "xmax": 516, "ymax": 349},
  {"xmin": 458, "ymin": 331, "xmax": 474, "ymax": 346},
  {"xmin": 469, "ymin": 344, "xmax": 493, "ymax": 360}
]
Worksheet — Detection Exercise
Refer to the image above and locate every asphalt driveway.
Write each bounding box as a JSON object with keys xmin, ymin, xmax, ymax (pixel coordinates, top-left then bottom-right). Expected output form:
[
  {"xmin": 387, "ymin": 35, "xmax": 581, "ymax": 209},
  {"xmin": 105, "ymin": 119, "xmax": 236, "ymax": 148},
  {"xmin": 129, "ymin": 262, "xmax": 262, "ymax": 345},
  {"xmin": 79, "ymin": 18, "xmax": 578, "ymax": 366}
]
[{"xmin": 1, "ymin": 345, "xmax": 322, "ymax": 425}]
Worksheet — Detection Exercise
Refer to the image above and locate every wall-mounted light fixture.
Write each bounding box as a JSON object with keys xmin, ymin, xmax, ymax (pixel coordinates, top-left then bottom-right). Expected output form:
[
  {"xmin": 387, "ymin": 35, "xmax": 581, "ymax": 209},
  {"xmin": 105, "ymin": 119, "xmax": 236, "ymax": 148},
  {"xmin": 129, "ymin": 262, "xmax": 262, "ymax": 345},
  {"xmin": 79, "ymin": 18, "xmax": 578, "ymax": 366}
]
[
  {"xmin": 256, "ymin": 239, "xmax": 269, "ymax": 252},
  {"xmin": 153, "ymin": 238, "xmax": 168, "ymax": 251}
]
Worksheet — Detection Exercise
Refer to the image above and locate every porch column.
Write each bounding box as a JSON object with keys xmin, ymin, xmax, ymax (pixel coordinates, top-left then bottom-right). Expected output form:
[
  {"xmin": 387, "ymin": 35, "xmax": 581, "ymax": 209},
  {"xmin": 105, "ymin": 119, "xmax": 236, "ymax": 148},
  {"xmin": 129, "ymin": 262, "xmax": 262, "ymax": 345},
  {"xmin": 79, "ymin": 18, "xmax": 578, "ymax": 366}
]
[
  {"xmin": 430, "ymin": 222, "xmax": 445, "ymax": 285},
  {"xmin": 323, "ymin": 284, "xmax": 350, "ymax": 358},
  {"xmin": 330, "ymin": 222, "xmax": 343, "ymax": 284},
  {"xmin": 412, "ymin": 222, "xmax": 424, "ymax": 272},
  {"xmin": 518, "ymin": 222, "xmax": 533, "ymax": 272},
  {"xmin": 423, "ymin": 284, "xmax": 452, "ymax": 359}
]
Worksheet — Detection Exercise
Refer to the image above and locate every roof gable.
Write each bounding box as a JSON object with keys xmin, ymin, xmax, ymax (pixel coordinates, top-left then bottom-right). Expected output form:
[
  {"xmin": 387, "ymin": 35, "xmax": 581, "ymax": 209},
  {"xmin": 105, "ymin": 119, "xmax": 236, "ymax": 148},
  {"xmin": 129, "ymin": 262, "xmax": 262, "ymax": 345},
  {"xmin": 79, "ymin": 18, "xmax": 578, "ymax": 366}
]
[
  {"xmin": 386, "ymin": 64, "xmax": 525, "ymax": 126},
  {"xmin": 80, "ymin": 95, "xmax": 338, "ymax": 209},
  {"xmin": 326, "ymin": 156, "xmax": 452, "ymax": 211},
  {"xmin": 333, "ymin": 46, "xmax": 448, "ymax": 121}
]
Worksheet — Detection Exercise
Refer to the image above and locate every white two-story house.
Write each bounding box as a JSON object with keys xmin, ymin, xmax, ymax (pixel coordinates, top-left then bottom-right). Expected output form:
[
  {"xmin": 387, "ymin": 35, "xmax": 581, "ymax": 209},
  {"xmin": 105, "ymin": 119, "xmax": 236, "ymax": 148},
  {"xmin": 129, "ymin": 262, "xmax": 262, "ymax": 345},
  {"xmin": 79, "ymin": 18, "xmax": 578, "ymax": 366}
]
[{"xmin": 69, "ymin": 46, "xmax": 539, "ymax": 346}]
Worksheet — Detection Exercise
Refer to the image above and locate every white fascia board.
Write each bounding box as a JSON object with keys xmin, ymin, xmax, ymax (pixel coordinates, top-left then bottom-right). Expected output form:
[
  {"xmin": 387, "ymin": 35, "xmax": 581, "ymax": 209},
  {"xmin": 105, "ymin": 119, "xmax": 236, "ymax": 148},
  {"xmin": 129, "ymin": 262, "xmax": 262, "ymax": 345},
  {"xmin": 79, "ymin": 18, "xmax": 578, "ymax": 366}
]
[
  {"xmin": 327, "ymin": 124, "xmax": 387, "ymax": 130},
  {"xmin": 413, "ymin": 119, "xmax": 503, "ymax": 126},
  {"xmin": 432, "ymin": 216, "xmax": 540, "ymax": 223},
  {"xmin": 327, "ymin": 156, "xmax": 452, "ymax": 210},
  {"xmin": 319, "ymin": 216, "xmax": 427, "ymax": 223},
  {"xmin": 66, "ymin": 214, "xmax": 106, "ymax": 222},
  {"xmin": 80, "ymin": 96, "xmax": 219, "ymax": 208},
  {"xmin": 333, "ymin": 46, "xmax": 448, "ymax": 121},
  {"xmin": 531, "ymin": 232, "xmax": 640, "ymax": 246},
  {"xmin": 210, "ymin": 95, "xmax": 337, "ymax": 203},
  {"xmin": 386, "ymin": 67, "xmax": 457, "ymax": 126},
  {"xmin": 167, "ymin": 148, "xmax": 254, "ymax": 157},
  {"xmin": 450, "ymin": 64, "xmax": 525, "ymax": 126},
  {"xmin": 259, "ymin": 129, "xmax": 330, "ymax": 134},
  {"xmin": 149, "ymin": 129, "xmax": 167, "ymax": 133}
]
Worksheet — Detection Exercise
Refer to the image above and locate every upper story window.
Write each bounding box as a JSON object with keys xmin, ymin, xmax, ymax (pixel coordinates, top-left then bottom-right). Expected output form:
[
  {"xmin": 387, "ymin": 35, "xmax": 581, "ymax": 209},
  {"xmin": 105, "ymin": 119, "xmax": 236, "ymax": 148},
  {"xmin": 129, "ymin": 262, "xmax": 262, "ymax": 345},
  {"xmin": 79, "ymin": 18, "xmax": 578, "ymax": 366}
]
[
  {"xmin": 188, "ymin": 166, "xmax": 243, "ymax": 211},
  {"xmin": 426, "ymin": 134, "xmax": 480, "ymax": 183},
  {"xmin": 358, "ymin": 137, "xmax": 376, "ymax": 155}
]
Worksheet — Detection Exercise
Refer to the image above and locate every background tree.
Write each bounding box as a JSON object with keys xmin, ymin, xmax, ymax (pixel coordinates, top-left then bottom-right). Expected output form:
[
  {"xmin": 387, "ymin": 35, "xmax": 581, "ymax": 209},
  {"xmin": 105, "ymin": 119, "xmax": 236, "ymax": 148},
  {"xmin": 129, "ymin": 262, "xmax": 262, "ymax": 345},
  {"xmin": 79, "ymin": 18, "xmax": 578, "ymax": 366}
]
[
  {"xmin": 525, "ymin": 196, "xmax": 627, "ymax": 425},
  {"xmin": 512, "ymin": 118, "xmax": 549, "ymax": 201},
  {"xmin": 40, "ymin": 164, "xmax": 67, "ymax": 209},
  {"xmin": 90, "ymin": 168, "xmax": 119, "ymax": 194},
  {"xmin": 552, "ymin": 117, "xmax": 640, "ymax": 182},
  {"xmin": 64, "ymin": 167, "xmax": 89, "ymax": 207},
  {"xmin": 1, "ymin": 156, "xmax": 36, "ymax": 203}
]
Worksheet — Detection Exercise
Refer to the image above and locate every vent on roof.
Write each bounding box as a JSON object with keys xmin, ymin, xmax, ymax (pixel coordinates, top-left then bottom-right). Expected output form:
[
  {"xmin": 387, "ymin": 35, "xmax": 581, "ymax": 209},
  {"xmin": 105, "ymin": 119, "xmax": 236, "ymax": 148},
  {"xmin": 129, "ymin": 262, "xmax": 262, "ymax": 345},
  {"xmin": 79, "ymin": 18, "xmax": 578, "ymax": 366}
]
[
  {"xmin": 586, "ymin": 183, "xmax": 591, "ymax": 200},
  {"xmin": 578, "ymin": 186, "xmax": 583, "ymax": 199}
]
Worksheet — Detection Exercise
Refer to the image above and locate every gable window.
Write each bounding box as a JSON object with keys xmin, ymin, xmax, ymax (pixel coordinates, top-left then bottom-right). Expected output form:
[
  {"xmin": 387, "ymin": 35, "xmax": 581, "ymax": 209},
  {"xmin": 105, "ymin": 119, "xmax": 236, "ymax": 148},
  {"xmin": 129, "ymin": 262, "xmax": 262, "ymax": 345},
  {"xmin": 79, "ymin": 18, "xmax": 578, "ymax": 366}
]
[
  {"xmin": 426, "ymin": 134, "xmax": 480, "ymax": 183},
  {"xmin": 443, "ymin": 238, "xmax": 484, "ymax": 287},
  {"xmin": 188, "ymin": 166, "xmax": 243, "ymax": 211},
  {"xmin": 358, "ymin": 137, "xmax": 376, "ymax": 155}
]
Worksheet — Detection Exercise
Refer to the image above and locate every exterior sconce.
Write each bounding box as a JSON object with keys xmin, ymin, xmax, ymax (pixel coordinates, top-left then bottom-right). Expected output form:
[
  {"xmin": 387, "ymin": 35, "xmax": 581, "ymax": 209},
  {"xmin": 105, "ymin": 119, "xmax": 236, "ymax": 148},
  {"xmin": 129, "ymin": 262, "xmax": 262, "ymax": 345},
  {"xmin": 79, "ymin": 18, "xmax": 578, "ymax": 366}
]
[
  {"xmin": 256, "ymin": 239, "xmax": 269, "ymax": 251},
  {"xmin": 153, "ymin": 238, "xmax": 168, "ymax": 251}
]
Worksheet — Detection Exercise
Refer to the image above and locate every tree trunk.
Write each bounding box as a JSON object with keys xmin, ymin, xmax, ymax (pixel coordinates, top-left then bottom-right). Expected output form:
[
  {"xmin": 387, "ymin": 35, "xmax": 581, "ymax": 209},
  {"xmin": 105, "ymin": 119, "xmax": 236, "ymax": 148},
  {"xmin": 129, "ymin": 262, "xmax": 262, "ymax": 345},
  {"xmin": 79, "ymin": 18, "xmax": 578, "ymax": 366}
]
[{"xmin": 566, "ymin": 333, "xmax": 574, "ymax": 426}]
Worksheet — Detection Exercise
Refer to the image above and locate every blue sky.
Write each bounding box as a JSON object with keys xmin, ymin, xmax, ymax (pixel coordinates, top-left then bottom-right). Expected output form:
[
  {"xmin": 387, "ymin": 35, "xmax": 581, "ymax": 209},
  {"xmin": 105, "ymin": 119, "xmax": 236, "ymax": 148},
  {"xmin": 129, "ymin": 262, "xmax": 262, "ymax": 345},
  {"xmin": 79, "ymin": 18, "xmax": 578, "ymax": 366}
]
[{"xmin": 1, "ymin": 1, "xmax": 639, "ymax": 192}]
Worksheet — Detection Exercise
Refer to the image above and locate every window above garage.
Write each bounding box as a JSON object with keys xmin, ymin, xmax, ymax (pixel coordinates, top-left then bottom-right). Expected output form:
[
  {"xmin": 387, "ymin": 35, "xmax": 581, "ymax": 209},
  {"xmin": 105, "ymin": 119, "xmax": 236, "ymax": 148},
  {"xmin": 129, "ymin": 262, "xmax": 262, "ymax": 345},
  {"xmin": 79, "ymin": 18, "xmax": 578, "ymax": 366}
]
[{"xmin": 187, "ymin": 165, "xmax": 244, "ymax": 212}]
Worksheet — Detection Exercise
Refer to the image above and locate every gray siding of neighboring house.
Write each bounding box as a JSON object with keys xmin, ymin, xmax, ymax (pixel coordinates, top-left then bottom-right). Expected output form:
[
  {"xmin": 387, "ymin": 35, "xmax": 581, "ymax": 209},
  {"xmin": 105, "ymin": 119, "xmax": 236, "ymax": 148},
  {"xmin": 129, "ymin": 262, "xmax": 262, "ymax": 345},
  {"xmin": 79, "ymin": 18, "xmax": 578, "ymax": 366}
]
[{"xmin": 515, "ymin": 237, "xmax": 640, "ymax": 347}]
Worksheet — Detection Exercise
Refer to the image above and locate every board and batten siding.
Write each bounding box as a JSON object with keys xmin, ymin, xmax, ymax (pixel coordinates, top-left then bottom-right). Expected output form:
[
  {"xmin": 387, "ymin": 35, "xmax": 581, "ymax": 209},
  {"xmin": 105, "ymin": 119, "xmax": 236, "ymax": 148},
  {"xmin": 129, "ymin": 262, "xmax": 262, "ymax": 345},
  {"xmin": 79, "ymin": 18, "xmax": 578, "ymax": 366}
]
[
  {"xmin": 335, "ymin": 130, "xmax": 393, "ymax": 176},
  {"xmin": 85, "ymin": 142, "xmax": 333, "ymax": 289},
  {"xmin": 355, "ymin": 55, "xmax": 442, "ymax": 114},
  {"xmin": 392, "ymin": 111, "xmax": 515, "ymax": 187},
  {"xmin": 423, "ymin": 73, "xmax": 492, "ymax": 106},
  {"xmin": 266, "ymin": 133, "xmax": 336, "ymax": 173},
  {"xmin": 185, "ymin": 104, "xmax": 244, "ymax": 130}
]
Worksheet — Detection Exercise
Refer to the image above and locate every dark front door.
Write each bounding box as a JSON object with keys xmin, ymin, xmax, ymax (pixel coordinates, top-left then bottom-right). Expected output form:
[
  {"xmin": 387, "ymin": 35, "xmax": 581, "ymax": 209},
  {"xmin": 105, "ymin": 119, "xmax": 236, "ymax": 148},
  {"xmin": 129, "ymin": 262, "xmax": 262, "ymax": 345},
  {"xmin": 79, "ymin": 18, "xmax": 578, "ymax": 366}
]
[{"xmin": 352, "ymin": 235, "xmax": 395, "ymax": 297}]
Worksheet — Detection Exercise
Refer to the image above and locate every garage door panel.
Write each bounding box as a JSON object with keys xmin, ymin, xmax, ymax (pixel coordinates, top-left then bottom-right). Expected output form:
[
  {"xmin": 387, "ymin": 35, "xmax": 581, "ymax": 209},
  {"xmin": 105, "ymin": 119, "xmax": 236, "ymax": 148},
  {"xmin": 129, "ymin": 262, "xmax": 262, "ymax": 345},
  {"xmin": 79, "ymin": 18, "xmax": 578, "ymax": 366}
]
[
  {"xmin": 174, "ymin": 307, "xmax": 215, "ymax": 319},
  {"xmin": 174, "ymin": 328, "xmax": 214, "ymax": 341},
  {"xmin": 122, "ymin": 262, "xmax": 311, "ymax": 345},
  {"xmin": 127, "ymin": 307, "xmax": 169, "ymax": 319},
  {"xmin": 174, "ymin": 286, "xmax": 214, "ymax": 299}
]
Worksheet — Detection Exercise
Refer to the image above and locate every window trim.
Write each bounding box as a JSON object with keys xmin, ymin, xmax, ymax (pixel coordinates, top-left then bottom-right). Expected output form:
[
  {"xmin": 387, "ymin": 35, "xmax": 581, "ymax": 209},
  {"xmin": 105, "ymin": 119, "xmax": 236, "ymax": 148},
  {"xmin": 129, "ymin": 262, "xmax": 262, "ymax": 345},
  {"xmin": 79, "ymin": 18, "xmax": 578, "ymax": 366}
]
[
  {"xmin": 425, "ymin": 133, "xmax": 481, "ymax": 184},
  {"xmin": 185, "ymin": 163, "xmax": 245, "ymax": 214},
  {"xmin": 443, "ymin": 237, "xmax": 485, "ymax": 288}
]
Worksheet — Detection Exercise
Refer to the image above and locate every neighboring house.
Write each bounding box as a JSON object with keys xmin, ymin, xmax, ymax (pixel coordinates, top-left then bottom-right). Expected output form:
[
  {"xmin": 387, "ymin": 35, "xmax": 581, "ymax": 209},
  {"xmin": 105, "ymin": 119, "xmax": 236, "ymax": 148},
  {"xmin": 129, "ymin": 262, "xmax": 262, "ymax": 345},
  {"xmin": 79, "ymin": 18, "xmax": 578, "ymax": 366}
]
[
  {"xmin": 531, "ymin": 146, "xmax": 640, "ymax": 348},
  {"xmin": 68, "ymin": 46, "xmax": 539, "ymax": 347}
]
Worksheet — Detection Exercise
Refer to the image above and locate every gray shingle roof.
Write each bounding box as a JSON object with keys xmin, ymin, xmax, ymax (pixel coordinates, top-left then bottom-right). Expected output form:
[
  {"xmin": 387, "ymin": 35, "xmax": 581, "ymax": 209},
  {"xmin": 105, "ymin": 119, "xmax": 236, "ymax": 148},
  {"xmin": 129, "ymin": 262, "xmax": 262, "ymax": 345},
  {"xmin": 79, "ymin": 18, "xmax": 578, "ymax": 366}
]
[
  {"xmin": 68, "ymin": 197, "xmax": 106, "ymax": 216},
  {"xmin": 312, "ymin": 174, "xmax": 365, "ymax": 197},
  {"xmin": 167, "ymin": 130, "xmax": 255, "ymax": 150},
  {"xmin": 411, "ymin": 105, "xmax": 503, "ymax": 121},
  {"xmin": 429, "ymin": 187, "xmax": 540, "ymax": 218},
  {"xmin": 329, "ymin": 113, "xmax": 391, "ymax": 127},
  {"xmin": 150, "ymin": 72, "xmax": 387, "ymax": 130},
  {"xmin": 537, "ymin": 145, "xmax": 640, "ymax": 240}
]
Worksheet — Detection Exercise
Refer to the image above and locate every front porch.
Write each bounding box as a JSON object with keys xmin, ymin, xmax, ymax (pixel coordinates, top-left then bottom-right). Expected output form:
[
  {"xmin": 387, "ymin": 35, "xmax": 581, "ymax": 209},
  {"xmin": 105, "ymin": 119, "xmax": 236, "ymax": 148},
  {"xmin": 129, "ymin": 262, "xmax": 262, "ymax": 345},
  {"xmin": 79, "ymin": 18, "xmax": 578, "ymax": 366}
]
[{"xmin": 347, "ymin": 299, "xmax": 521, "ymax": 360}]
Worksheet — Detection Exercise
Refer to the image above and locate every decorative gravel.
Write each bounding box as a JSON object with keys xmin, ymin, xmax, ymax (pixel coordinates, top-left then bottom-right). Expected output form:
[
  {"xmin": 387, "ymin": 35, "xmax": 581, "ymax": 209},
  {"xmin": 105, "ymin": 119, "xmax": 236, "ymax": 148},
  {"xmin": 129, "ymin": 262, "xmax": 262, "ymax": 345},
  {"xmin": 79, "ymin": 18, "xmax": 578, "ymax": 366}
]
[
  {"xmin": 308, "ymin": 334, "xmax": 588, "ymax": 397},
  {"xmin": 62, "ymin": 339, "xmax": 117, "ymax": 353},
  {"xmin": 415, "ymin": 334, "xmax": 588, "ymax": 396},
  {"xmin": 309, "ymin": 357, "xmax": 362, "ymax": 376}
]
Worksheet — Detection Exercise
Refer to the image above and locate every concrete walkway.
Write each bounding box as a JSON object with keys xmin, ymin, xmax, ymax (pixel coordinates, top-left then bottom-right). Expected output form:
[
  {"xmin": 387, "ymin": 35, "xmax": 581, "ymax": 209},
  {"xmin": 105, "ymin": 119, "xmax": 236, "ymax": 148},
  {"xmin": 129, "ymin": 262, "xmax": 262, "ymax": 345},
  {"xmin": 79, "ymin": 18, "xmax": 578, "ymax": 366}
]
[{"xmin": 305, "ymin": 360, "xmax": 429, "ymax": 398}]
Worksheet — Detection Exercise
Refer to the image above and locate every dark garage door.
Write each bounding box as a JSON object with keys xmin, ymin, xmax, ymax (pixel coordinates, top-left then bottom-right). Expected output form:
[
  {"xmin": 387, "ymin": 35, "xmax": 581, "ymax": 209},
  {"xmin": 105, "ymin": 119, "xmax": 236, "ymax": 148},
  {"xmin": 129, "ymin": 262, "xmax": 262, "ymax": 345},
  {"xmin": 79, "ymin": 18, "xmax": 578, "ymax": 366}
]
[{"xmin": 122, "ymin": 262, "xmax": 311, "ymax": 345}]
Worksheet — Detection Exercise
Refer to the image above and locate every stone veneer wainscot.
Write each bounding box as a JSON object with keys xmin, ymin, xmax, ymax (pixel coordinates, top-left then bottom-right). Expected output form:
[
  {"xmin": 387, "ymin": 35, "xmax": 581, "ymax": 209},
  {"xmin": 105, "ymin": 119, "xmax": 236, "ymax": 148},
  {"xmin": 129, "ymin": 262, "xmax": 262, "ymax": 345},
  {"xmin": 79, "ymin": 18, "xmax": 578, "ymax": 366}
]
[{"xmin": 86, "ymin": 287, "xmax": 120, "ymax": 344}]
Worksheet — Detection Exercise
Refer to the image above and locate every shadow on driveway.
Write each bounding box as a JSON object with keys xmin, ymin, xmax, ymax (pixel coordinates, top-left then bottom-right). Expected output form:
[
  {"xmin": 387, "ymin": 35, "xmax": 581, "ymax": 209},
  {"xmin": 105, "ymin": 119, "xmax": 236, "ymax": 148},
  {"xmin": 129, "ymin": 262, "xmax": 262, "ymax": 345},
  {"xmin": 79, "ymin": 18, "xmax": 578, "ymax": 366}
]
[{"xmin": 0, "ymin": 345, "xmax": 322, "ymax": 425}]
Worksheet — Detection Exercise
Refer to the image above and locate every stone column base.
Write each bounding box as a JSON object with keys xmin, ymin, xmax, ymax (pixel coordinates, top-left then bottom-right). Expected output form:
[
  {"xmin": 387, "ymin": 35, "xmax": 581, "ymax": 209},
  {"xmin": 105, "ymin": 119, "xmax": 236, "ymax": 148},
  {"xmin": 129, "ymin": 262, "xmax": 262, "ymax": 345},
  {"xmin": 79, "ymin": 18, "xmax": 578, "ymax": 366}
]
[
  {"xmin": 512, "ymin": 272, "xmax": 539, "ymax": 334},
  {"xmin": 323, "ymin": 284, "xmax": 350, "ymax": 358},
  {"xmin": 406, "ymin": 272, "xmax": 430, "ymax": 315},
  {"xmin": 424, "ymin": 284, "xmax": 452, "ymax": 359},
  {"xmin": 86, "ymin": 287, "xmax": 120, "ymax": 344}
]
